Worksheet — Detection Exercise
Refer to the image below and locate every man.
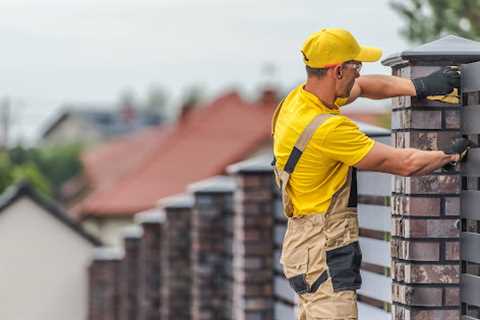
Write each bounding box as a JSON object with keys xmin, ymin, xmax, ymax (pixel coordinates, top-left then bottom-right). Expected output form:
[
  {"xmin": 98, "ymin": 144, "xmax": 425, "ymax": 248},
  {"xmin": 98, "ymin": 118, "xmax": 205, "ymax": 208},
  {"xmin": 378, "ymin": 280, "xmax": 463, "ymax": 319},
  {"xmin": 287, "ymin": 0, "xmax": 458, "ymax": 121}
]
[{"xmin": 272, "ymin": 28, "xmax": 468, "ymax": 320}]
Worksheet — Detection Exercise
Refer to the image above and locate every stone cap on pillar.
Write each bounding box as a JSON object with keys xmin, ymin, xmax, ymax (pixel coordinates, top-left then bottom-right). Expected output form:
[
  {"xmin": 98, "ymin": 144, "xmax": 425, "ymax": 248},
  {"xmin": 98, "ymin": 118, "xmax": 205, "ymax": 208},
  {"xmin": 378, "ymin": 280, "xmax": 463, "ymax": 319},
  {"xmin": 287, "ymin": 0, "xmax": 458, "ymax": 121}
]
[
  {"xmin": 157, "ymin": 193, "xmax": 194, "ymax": 209},
  {"xmin": 227, "ymin": 154, "xmax": 273, "ymax": 174},
  {"xmin": 93, "ymin": 247, "xmax": 124, "ymax": 261},
  {"xmin": 188, "ymin": 175, "xmax": 235, "ymax": 194},
  {"xmin": 134, "ymin": 208, "xmax": 165, "ymax": 225},
  {"xmin": 121, "ymin": 224, "xmax": 143, "ymax": 239},
  {"xmin": 382, "ymin": 35, "xmax": 480, "ymax": 67}
]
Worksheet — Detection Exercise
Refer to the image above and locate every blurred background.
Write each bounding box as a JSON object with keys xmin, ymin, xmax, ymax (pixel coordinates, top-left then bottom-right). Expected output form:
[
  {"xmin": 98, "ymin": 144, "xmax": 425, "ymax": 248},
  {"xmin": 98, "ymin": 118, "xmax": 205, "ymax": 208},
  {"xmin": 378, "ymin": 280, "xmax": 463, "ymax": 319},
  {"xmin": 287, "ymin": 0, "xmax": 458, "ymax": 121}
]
[{"xmin": 0, "ymin": 0, "xmax": 478, "ymax": 319}]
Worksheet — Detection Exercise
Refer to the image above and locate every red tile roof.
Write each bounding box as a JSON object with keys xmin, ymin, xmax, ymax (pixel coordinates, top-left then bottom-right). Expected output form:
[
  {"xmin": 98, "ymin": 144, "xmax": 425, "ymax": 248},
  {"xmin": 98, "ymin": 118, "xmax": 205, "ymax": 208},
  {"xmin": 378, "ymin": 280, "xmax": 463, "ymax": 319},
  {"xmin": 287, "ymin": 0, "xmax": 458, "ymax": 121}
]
[{"xmin": 77, "ymin": 91, "xmax": 276, "ymax": 217}]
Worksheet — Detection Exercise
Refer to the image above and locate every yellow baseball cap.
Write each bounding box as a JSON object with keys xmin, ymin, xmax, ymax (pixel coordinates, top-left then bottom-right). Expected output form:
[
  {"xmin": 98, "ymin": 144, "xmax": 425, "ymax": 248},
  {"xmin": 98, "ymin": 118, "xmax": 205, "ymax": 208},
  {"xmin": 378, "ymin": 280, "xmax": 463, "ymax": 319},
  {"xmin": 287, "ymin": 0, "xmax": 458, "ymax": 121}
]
[{"xmin": 301, "ymin": 28, "xmax": 382, "ymax": 68}]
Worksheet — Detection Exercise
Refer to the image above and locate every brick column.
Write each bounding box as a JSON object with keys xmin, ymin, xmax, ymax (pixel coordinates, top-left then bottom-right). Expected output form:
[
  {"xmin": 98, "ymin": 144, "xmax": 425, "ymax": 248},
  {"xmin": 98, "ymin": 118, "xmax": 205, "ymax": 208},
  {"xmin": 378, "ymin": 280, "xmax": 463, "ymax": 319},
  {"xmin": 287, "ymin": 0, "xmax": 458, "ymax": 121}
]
[
  {"xmin": 88, "ymin": 247, "xmax": 123, "ymax": 320},
  {"xmin": 383, "ymin": 42, "xmax": 465, "ymax": 319},
  {"xmin": 189, "ymin": 176, "xmax": 235, "ymax": 320},
  {"xmin": 228, "ymin": 159, "xmax": 275, "ymax": 320},
  {"xmin": 119, "ymin": 226, "xmax": 143, "ymax": 320},
  {"xmin": 159, "ymin": 194, "xmax": 194, "ymax": 320},
  {"xmin": 135, "ymin": 210, "xmax": 165, "ymax": 320}
]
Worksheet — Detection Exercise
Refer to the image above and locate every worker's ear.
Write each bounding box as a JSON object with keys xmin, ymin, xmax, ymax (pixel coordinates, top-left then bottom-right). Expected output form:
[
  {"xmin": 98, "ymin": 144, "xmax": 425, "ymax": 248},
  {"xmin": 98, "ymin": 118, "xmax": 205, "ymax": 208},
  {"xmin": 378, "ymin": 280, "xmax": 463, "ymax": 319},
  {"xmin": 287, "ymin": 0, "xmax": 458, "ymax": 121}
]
[{"xmin": 335, "ymin": 65, "xmax": 344, "ymax": 80}]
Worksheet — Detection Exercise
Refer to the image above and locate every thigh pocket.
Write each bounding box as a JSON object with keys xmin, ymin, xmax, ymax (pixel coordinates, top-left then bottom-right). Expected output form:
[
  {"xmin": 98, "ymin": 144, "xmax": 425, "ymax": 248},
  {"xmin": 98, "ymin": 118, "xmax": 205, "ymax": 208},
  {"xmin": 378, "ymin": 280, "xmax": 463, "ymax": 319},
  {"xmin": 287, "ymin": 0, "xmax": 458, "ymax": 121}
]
[
  {"xmin": 326, "ymin": 241, "xmax": 362, "ymax": 292},
  {"xmin": 281, "ymin": 248, "xmax": 309, "ymax": 294}
]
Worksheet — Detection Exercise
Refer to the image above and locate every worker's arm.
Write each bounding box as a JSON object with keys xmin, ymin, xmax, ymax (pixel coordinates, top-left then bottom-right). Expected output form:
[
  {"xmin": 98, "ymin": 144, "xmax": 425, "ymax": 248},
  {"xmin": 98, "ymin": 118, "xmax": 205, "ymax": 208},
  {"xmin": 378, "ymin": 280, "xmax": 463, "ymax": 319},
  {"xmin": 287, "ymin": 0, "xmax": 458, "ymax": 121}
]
[
  {"xmin": 354, "ymin": 142, "xmax": 459, "ymax": 177},
  {"xmin": 347, "ymin": 75, "xmax": 416, "ymax": 103},
  {"xmin": 347, "ymin": 66, "xmax": 460, "ymax": 104}
]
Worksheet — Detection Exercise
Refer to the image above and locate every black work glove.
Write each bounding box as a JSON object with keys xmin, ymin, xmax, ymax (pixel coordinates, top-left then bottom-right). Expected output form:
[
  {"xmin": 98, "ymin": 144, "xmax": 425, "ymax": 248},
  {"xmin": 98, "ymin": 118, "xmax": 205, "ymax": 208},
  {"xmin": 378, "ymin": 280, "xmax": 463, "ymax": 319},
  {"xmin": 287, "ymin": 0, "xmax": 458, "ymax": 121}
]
[
  {"xmin": 412, "ymin": 66, "xmax": 460, "ymax": 99},
  {"xmin": 442, "ymin": 136, "xmax": 474, "ymax": 172}
]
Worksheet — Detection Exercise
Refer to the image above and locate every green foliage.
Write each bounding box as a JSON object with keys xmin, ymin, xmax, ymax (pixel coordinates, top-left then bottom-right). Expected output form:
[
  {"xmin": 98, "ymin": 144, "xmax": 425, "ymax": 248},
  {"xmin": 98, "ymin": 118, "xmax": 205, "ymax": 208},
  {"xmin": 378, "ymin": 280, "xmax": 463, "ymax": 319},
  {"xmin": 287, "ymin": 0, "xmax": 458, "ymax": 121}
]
[
  {"xmin": 0, "ymin": 152, "xmax": 52, "ymax": 196},
  {"xmin": 4, "ymin": 143, "xmax": 84, "ymax": 198},
  {"xmin": 391, "ymin": 0, "xmax": 480, "ymax": 43}
]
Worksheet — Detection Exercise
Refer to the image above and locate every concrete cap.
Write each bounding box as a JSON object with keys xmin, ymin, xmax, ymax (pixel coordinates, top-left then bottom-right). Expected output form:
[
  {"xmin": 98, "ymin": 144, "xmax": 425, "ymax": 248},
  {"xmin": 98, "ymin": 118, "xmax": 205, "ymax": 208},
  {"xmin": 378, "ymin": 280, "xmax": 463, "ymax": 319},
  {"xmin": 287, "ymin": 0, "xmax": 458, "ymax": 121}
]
[
  {"xmin": 188, "ymin": 175, "xmax": 235, "ymax": 193},
  {"xmin": 134, "ymin": 208, "xmax": 166, "ymax": 224},
  {"xmin": 227, "ymin": 155, "xmax": 273, "ymax": 174},
  {"xmin": 93, "ymin": 247, "xmax": 124, "ymax": 261},
  {"xmin": 157, "ymin": 193, "xmax": 194, "ymax": 209},
  {"xmin": 121, "ymin": 225, "xmax": 143, "ymax": 239}
]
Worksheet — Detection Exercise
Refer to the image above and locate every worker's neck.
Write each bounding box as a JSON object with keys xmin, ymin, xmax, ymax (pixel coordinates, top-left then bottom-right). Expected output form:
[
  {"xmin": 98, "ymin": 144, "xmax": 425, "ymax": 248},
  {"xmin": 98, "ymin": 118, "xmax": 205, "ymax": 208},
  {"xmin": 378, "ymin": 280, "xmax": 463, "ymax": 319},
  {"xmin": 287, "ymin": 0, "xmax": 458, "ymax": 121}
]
[{"xmin": 304, "ymin": 78, "xmax": 337, "ymax": 109}]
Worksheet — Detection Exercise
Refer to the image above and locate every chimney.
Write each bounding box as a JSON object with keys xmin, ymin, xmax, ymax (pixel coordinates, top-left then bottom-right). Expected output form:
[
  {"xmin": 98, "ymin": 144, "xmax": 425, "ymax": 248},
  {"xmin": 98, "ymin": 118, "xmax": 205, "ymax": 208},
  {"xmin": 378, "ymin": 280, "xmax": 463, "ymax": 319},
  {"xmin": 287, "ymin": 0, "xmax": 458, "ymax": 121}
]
[{"xmin": 258, "ymin": 87, "xmax": 278, "ymax": 105}]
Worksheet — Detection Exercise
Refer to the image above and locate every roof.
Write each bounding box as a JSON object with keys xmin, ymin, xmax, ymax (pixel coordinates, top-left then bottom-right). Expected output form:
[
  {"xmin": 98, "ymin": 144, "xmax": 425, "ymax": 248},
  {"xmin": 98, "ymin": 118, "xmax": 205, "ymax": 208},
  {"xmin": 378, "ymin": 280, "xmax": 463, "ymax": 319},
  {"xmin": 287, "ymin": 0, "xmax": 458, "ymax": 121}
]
[
  {"xmin": 0, "ymin": 181, "xmax": 101, "ymax": 246},
  {"xmin": 77, "ymin": 91, "xmax": 277, "ymax": 217},
  {"xmin": 77, "ymin": 89, "xmax": 391, "ymax": 218},
  {"xmin": 41, "ymin": 107, "xmax": 163, "ymax": 140}
]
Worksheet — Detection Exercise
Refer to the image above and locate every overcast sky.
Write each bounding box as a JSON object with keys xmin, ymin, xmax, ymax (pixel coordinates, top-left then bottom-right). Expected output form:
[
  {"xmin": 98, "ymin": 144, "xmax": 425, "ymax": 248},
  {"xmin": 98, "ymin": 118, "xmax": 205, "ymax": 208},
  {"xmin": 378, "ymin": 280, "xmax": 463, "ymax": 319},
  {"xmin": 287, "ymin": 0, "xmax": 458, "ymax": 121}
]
[{"xmin": 0, "ymin": 0, "xmax": 410, "ymax": 143}]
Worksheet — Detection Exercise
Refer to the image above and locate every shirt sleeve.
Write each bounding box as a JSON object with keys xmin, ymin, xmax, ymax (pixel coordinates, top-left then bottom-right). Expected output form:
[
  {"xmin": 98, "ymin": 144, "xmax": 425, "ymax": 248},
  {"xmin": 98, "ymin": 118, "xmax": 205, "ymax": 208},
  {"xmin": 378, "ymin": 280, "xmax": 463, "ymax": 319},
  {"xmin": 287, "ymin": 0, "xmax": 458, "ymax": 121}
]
[{"xmin": 318, "ymin": 116, "xmax": 375, "ymax": 166}]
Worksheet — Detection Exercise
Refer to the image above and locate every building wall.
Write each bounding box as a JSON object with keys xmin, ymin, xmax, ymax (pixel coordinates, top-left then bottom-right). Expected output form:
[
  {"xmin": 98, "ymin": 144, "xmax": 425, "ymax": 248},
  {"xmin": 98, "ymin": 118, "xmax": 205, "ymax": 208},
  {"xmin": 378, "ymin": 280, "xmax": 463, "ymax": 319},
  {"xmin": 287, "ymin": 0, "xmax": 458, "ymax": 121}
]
[
  {"xmin": 83, "ymin": 217, "xmax": 133, "ymax": 247},
  {"xmin": 43, "ymin": 117, "xmax": 102, "ymax": 147},
  {"xmin": 0, "ymin": 197, "xmax": 95, "ymax": 320}
]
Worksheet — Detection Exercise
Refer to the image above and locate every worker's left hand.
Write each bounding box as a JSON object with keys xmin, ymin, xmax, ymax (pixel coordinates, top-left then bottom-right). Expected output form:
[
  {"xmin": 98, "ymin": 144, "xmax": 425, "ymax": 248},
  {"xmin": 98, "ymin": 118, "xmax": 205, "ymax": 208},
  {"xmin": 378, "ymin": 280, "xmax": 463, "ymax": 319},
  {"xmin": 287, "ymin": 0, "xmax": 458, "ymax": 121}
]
[{"xmin": 412, "ymin": 66, "xmax": 460, "ymax": 99}]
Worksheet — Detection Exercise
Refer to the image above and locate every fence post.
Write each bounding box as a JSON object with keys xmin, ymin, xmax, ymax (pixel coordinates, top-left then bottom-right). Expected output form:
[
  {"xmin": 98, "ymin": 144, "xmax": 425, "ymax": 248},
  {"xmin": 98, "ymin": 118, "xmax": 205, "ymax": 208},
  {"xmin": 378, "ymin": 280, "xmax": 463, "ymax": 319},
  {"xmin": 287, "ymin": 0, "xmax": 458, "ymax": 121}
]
[
  {"xmin": 228, "ymin": 158, "xmax": 275, "ymax": 320},
  {"xmin": 88, "ymin": 247, "xmax": 123, "ymax": 320},
  {"xmin": 159, "ymin": 194, "xmax": 194, "ymax": 320},
  {"xmin": 189, "ymin": 176, "xmax": 235, "ymax": 320},
  {"xmin": 119, "ymin": 226, "xmax": 143, "ymax": 320},
  {"xmin": 135, "ymin": 210, "xmax": 165, "ymax": 320},
  {"xmin": 382, "ymin": 35, "xmax": 480, "ymax": 320}
]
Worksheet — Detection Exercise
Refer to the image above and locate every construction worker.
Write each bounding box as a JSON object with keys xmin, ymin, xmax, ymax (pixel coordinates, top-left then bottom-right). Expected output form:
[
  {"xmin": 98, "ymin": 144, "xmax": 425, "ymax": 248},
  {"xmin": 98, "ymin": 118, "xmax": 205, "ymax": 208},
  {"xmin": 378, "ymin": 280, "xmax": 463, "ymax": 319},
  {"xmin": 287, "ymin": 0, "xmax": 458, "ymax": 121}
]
[{"xmin": 272, "ymin": 28, "xmax": 470, "ymax": 319}]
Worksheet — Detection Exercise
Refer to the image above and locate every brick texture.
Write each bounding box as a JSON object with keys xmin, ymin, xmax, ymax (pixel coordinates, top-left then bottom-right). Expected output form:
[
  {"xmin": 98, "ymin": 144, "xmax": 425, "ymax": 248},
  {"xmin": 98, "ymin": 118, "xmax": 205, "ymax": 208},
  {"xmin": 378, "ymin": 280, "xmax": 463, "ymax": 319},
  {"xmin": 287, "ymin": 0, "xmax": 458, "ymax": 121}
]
[
  {"xmin": 119, "ymin": 234, "xmax": 142, "ymax": 320},
  {"xmin": 388, "ymin": 61, "xmax": 461, "ymax": 319},
  {"xmin": 138, "ymin": 221, "xmax": 164, "ymax": 320},
  {"xmin": 162, "ymin": 205, "xmax": 192, "ymax": 320},
  {"xmin": 88, "ymin": 256, "xmax": 122, "ymax": 320},
  {"xmin": 191, "ymin": 187, "xmax": 234, "ymax": 320},
  {"xmin": 231, "ymin": 172, "xmax": 274, "ymax": 320}
]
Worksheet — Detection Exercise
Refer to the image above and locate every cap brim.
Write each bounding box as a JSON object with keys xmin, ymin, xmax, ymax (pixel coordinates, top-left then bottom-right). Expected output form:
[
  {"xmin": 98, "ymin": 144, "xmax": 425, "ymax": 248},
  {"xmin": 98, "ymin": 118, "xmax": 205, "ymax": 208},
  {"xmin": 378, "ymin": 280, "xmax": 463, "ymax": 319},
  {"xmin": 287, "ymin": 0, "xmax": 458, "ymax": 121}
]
[{"xmin": 355, "ymin": 45, "xmax": 382, "ymax": 63}]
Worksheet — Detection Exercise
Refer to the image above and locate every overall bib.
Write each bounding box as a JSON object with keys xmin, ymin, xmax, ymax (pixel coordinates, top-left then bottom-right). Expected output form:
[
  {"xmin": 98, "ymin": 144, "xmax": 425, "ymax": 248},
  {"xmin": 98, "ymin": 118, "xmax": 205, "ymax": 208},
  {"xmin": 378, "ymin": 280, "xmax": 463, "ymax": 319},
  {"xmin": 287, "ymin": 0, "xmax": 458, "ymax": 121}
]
[{"xmin": 272, "ymin": 103, "xmax": 362, "ymax": 320}]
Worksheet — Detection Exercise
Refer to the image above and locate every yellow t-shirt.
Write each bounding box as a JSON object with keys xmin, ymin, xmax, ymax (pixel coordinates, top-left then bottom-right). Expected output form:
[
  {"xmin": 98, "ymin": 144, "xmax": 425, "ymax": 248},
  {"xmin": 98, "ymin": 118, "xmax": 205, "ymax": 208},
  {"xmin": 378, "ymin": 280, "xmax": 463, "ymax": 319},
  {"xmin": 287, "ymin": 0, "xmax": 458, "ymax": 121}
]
[{"xmin": 273, "ymin": 84, "xmax": 375, "ymax": 216}]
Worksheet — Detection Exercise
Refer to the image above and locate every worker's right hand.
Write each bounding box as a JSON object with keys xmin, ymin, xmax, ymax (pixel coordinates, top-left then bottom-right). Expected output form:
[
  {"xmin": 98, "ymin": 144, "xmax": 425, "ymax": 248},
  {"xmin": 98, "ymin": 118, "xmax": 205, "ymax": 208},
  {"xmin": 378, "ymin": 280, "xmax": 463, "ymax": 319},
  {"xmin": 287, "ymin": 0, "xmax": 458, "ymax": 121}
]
[
  {"xmin": 442, "ymin": 136, "xmax": 474, "ymax": 172},
  {"xmin": 412, "ymin": 66, "xmax": 460, "ymax": 99}
]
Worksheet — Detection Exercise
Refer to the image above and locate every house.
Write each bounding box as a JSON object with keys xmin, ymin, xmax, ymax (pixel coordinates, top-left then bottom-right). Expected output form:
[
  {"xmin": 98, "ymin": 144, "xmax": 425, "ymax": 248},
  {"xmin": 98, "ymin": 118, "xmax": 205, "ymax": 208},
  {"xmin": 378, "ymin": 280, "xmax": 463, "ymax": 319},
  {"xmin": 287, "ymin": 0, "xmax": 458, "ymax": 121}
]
[
  {"xmin": 0, "ymin": 182, "xmax": 100, "ymax": 320},
  {"xmin": 40, "ymin": 105, "xmax": 163, "ymax": 147},
  {"xmin": 75, "ymin": 89, "xmax": 278, "ymax": 245}
]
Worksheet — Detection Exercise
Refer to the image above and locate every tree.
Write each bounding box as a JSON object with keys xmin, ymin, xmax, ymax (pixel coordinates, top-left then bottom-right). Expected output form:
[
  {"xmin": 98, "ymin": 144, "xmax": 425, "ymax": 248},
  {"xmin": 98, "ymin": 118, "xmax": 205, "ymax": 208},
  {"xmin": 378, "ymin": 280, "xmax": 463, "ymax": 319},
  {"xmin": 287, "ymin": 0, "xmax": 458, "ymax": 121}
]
[{"xmin": 391, "ymin": 0, "xmax": 480, "ymax": 43}]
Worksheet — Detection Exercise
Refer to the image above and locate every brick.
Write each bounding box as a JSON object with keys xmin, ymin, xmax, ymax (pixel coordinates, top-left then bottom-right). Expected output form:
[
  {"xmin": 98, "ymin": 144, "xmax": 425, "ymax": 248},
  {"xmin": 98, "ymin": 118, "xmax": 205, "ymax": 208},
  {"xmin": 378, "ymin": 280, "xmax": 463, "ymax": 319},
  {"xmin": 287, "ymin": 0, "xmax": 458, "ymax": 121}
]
[
  {"xmin": 404, "ymin": 264, "xmax": 459, "ymax": 284},
  {"xmin": 392, "ymin": 283, "xmax": 442, "ymax": 306},
  {"xmin": 392, "ymin": 195, "xmax": 441, "ymax": 216},
  {"xmin": 411, "ymin": 309, "xmax": 460, "ymax": 320},
  {"xmin": 403, "ymin": 218, "xmax": 459, "ymax": 238},
  {"xmin": 392, "ymin": 110, "xmax": 442, "ymax": 130},
  {"xmin": 405, "ymin": 175, "xmax": 460, "ymax": 194},
  {"xmin": 444, "ymin": 110, "xmax": 460, "ymax": 129},
  {"xmin": 391, "ymin": 239, "xmax": 440, "ymax": 261},
  {"xmin": 444, "ymin": 197, "xmax": 460, "ymax": 216},
  {"xmin": 445, "ymin": 241, "xmax": 460, "ymax": 261},
  {"xmin": 392, "ymin": 260, "xmax": 406, "ymax": 282},
  {"xmin": 394, "ymin": 131, "xmax": 460, "ymax": 151},
  {"xmin": 444, "ymin": 287, "xmax": 460, "ymax": 306}
]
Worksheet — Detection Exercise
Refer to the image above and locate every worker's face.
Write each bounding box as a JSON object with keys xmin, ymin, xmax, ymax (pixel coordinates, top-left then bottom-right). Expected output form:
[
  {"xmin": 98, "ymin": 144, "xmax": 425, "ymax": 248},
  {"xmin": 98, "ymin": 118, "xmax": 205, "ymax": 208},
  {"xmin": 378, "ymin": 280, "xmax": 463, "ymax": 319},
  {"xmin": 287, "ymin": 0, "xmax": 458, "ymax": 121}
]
[{"xmin": 334, "ymin": 61, "xmax": 361, "ymax": 98}]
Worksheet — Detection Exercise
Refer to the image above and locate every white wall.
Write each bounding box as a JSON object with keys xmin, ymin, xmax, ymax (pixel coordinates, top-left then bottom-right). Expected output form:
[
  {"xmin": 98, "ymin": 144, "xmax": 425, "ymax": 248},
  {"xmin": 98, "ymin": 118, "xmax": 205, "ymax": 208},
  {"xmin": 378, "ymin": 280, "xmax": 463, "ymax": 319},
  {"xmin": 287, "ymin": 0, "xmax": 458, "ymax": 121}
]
[{"xmin": 0, "ymin": 197, "xmax": 95, "ymax": 320}]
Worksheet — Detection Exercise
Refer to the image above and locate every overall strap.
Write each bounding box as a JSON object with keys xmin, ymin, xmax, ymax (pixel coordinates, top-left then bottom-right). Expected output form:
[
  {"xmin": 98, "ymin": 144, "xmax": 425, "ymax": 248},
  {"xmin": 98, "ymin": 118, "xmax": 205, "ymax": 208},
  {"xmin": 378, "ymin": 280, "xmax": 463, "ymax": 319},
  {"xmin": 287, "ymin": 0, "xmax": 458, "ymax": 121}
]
[
  {"xmin": 271, "ymin": 114, "xmax": 333, "ymax": 220},
  {"xmin": 276, "ymin": 113, "xmax": 333, "ymax": 193}
]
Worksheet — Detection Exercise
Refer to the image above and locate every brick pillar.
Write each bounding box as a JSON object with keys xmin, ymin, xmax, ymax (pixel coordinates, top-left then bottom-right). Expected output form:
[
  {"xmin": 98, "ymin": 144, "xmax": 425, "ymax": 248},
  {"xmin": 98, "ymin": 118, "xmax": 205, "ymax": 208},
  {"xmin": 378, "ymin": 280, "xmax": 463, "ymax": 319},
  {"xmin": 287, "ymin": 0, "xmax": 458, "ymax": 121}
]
[
  {"xmin": 160, "ymin": 194, "xmax": 194, "ymax": 320},
  {"xmin": 189, "ymin": 176, "xmax": 235, "ymax": 320},
  {"xmin": 88, "ymin": 247, "xmax": 123, "ymax": 320},
  {"xmin": 135, "ymin": 210, "xmax": 165, "ymax": 320},
  {"xmin": 383, "ymin": 39, "xmax": 467, "ymax": 319},
  {"xmin": 228, "ymin": 159, "xmax": 275, "ymax": 320},
  {"xmin": 119, "ymin": 226, "xmax": 143, "ymax": 320}
]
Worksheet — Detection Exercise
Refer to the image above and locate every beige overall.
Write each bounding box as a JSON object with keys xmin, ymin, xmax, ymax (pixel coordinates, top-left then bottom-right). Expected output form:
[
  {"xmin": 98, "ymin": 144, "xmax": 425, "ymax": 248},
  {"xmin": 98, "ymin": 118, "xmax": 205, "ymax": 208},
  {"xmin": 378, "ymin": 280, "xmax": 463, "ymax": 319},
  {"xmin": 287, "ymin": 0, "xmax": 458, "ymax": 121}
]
[{"xmin": 272, "ymin": 104, "xmax": 362, "ymax": 320}]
